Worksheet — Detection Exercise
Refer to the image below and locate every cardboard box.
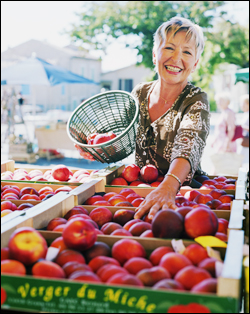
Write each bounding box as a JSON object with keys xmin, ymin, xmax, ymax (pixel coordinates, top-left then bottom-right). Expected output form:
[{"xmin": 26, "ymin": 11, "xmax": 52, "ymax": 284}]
[{"xmin": 1, "ymin": 230, "xmax": 244, "ymax": 313}]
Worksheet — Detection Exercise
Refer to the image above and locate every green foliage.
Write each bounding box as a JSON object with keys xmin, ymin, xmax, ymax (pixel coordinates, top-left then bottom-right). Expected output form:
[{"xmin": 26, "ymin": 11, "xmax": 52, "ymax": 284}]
[{"xmin": 68, "ymin": 1, "xmax": 249, "ymax": 98}]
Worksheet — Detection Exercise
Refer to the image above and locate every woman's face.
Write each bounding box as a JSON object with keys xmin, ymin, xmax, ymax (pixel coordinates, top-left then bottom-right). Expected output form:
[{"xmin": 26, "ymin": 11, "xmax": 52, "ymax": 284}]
[{"xmin": 153, "ymin": 30, "xmax": 199, "ymax": 87}]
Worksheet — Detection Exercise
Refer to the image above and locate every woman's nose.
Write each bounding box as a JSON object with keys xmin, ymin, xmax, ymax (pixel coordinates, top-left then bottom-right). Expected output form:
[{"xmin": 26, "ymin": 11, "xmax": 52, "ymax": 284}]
[{"xmin": 171, "ymin": 49, "xmax": 182, "ymax": 61}]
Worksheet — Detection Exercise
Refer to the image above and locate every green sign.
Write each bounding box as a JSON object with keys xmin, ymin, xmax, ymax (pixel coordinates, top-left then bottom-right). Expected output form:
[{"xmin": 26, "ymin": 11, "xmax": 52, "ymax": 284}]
[{"xmin": 1, "ymin": 275, "xmax": 239, "ymax": 313}]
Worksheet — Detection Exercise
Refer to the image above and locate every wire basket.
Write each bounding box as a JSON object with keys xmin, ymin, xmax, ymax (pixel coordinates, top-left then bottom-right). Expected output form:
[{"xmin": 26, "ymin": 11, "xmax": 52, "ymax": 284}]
[{"xmin": 67, "ymin": 90, "xmax": 139, "ymax": 163}]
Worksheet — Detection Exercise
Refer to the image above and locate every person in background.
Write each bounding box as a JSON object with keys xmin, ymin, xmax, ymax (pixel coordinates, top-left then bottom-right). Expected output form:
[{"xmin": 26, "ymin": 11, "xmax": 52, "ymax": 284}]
[
  {"xmin": 237, "ymin": 94, "xmax": 249, "ymax": 169},
  {"xmin": 211, "ymin": 92, "xmax": 237, "ymax": 153}
]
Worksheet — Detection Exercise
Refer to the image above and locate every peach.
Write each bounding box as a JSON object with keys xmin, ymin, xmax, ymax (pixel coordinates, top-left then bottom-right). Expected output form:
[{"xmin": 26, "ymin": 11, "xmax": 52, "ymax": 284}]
[
  {"xmin": 149, "ymin": 246, "xmax": 174, "ymax": 266},
  {"xmin": 123, "ymin": 219, "xmax": 143, "ymax": 231},
  {"xmin": 113, "ymin": 209, "xmax": 135, "ymax": 226},
  {"xmin": 8, "ymin": 227, "xmax": 48, "ymax": 265},
  {"xmin": 84, "ymin": 195, "xmax": 105, "ymax": 205},
  {"xmin": 202, "ymin": 179, "xmax": 217, "ymax": 186},
  {"xmin": 68, "ymin": 270, "xmax": 101, "ymax": 283},
  {"xmin": 50, "ymin": 236, "xmax": 68, "ymax": 254},
  {"xmin": 62, "ymin": 261, "xmax": 91, "ymax": 277},
  {"xmin": 121, "ymin": 164, "xmax": 141, "ymax": 182},
  {"xmin": 1, "ymin": 247, "xmax": 10, "ymax": 261},
  {"xmin": 183, "ymin": 244, "xmax": 209, "ymax": 266},
  {"xmin": 111, "ymin": 238, "xmax": 146, "ymax": 265},
  {"xmin": 108, "ymin": 195, "xmax": 127, "ymax": 206},
  {"xmin": 174, "ymin": 265, "xmax": 212, "ymax": 290},
  {"xmin": 93, "ymin": 200, "xmax": 111, "ymax": 206},
  {"xmin": 103, "ymin": 192, "xmax": 118, "ymax": 201},
  {"xmin": 152, "ymin": 278, "xmax": 185, "ymax": 291},
  {"xmin": 19, "ymin": 187, "xmax": 39, "ymax": 197},
  {"xmin": 224, "ymin": 184, "xmax": 236, "ymax": 190},
  {"xmin": 126, "ymin": 193, "xmax": 142, "ymax": 203},
  {"xmin": 2, "ymin": 193, "xmax": 19, "ymax": 200},
  {"xmin": 119, "ymin": 188, "xmax": 135, "ymax": 198},
  {"xmin": 218, "ymin": 194, "xmax": 234, "ymax": 203},
  {"xmin": 206, "ymin": 199, "xmax": 223, "ymax": 209},
  {"xmin": 124, "ymin": 257, "xmax": 153, "ymax": 275},
  {"xmin": 110, "ymin": 177, "xmax": 128, "ymax": 186},
  {"xmin": 107, "ymin": 272, "xmax": 144, "ymax": 287},
  {"xmin": 217, "ymin": 218, "xmax": 229, "ymax": 234},
  {"xmin": 51, "ymin": 164, "xmax": 70, "ymax": 181},
  {"xmin": 184, "ymin": 189, "xmax": 201, "ymax": 201},
  {"xmin": 32, "ymin": 260, "xmax": 65, "ymax": 279},
  {"xmin": 67, "ymin": 214, "xmax": 91, "ymax": 221},
  {"xmin": 1, "ymin": 172, "xmax": 13, "ymax": 180},
  {"xmin": 214, "ymin": 176, "xmax": 227, "ymax": 182},
  {"xmin": 62, "ymin": 218, "xmax": 97, "ymax": 251},
  {"xmin": 184, "ymin": 207, "xmax": 218, "ymax": 239},
  {"xmin": 209, "ymin": 189, "xmax": 227, "ymax": 199},
  {"xmin": 97, "ymin": 264, "xmax": 128, "ymax": 282},
  {"xmin": 215, "ymin": 232, "xmax": 228, "ymax": 242},
  {"xmin": 101, "ymin": 222, "xmax": 123, "ymax": 235},
  {"xmin": 64, "ymin": 207, "xmax": 89, "ymax": 219},
  {"xmin": 93, "ymin": 132, "xmax": 115, "ymax": 144},
  {"xmin": 152, "ymin": 209, "xmax": 184, "ymax": 239},
  {"xmin": 198, "ymin": 257, "xmax": 218, "ymax": 277},
  {"xmin": 140, "ymin": 164, "xmax": 158, "ymax": 183},
  {"xmin": 110, "ymin": 229, "xmax": 133, "ymax": 236},
  {"xmin": 191, "ymin": 278, "xmax": 217, "ymax": 294},
  {"xmin": 73, "ymin": 169, "xmax": 90, "ymax": 179},
  {"xmin": 194, "ymin": 193, "xmax": 213, "ymax": 204},
  {"xmin": 131, "ymin": 198, "xmax": 145, "ymax": 207},
  {"xmin": 28, "ymin": 169, "xmax": 44, "ymax": 178},
  {"xmin": 192, "ymin": 203, "xmax": 211, "ymax": 210},
  {"xmin": 176, "ymin": 206, "xmax": 193, "ymax": 218},
  {"xmin": 225, "ymin": 178, "xmax": 236, "ymax": 185},
  {"xmin": 159, "ymin": 252, "xmax": 192, "ymax": 277},
  {"xmin": 1, "ymin": 200, "xmax": 17, "ymax": 211},
  {"xmin": 136, "ymin": 266, "xmax": 171, "ymax": 287},
  {"xmin": 55, "ymin": 249, "xmax": 85, "ymax": 266},
  {"xmin": 83, "ymin": 241, "xmax": 111, "ymax": 263},
  {"xmin": 53, "ymin": 224, "xmax": 67, "ymax": 232},
  {"xmin": 47, "ymin": 217, "xmax": 67, "ymax": 231},
  {"xmin": 1, "ymin": 209, "xmax": 13, "ymax": 217},
  {"xmin": 38, "ymin": 186, "xmax": 54, "ymax": 195},
  {"xmin": 175, "ymin": 196, "xmax": 189, "ymax": 206},
  {"xmin": 150, "ymin": 181, "xmax": 161, "ymax": 187},
  {"xmin": 88, "ymin": 256, "xmax": 120, "ymax": 273},
  {"xmin": 114, "ymin": 201, "xmax": 133, "ymax": 207},
  {"xmin": 216, "ymin": 203, "xmax": 231, "ymax": 210},
  {"xmin": 214, "ymin": 182, "xmax": 227, "ymax": 189},
  {"xmin": 2, "ymin": 185, "xmax": 19, "ymax": 192},
  {"xmin": 200, "ymin": 184, "xmax": 216, "ymax": 190},
  {"xmin": 129, "ymin": 180, "xmax": 145, "ymax": 186},
  {"xmin": 54, "ymin": 186, "xmax": 72, "ymax": 194},
  {"xmin": 128, "ymin": 221, "xmax": 152, "ymax": 237},
  {"xmin": 89, "ymin": 207, "xmax": 113, "ymax": 227},
  {"xmin": 1, "ymin": 259, "xmax": 26, "ymax": 275},
  {"xmin": 17, "ymin": 203, "xmax": 34, "ymax": 211},
  {"xmin": 20, "ymin": 194, "xmax": 40, "ymax": 201},
  {"xmin": 140, "ymin": 230, "xmax": 154, "ymax": 238},
  {"xmin": 2, "ymin": 188, "xmax": 20, "ymax": 197},
  {"xmin": 143, "ymin": 214, "xmax": 153, "ymax": 223}
]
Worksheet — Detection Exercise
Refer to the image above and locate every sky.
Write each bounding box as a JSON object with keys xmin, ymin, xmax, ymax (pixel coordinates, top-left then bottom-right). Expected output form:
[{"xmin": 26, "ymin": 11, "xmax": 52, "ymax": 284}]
[{"xmin": 1, "ymin": 1, "xmax": 249, "ymax": 72}]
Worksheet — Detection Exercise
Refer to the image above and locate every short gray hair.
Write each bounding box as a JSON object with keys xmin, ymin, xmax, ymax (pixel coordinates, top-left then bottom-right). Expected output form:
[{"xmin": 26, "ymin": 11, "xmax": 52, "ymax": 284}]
[{"xmin": 153, "ymin": 16, "xmax": 205, "ymax": 61}]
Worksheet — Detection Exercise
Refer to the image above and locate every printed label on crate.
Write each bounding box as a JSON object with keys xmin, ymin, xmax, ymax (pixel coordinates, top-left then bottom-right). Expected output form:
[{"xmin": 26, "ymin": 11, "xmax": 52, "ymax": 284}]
[{"xmin": 1, "ymin": 275, "xmax": 238, "ymax": 313}]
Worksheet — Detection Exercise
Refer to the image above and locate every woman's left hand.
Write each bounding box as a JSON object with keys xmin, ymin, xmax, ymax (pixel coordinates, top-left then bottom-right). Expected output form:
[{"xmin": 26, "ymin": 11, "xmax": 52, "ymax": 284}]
[{"xmin": 134, "ymin": 184, "xmax": 178, "ymax": 220}]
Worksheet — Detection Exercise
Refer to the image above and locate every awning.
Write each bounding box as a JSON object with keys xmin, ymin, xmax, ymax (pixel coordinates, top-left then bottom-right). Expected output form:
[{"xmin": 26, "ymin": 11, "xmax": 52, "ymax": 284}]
[{"xmin": 235, "ymin": 67, "xmax": 249, "ymax": 84}]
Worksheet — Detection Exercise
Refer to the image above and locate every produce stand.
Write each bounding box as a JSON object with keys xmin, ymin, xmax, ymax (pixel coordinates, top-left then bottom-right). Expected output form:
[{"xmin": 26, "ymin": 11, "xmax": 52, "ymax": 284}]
[{"xmin": 1, "ymin": 160, "xmax": 249, "ymax": 313}]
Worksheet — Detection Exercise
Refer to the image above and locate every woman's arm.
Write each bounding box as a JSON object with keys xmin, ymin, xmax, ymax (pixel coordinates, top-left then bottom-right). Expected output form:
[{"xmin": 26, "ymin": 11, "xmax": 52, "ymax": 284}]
[{"xmin": 134, "ymin": 157, "xmax": 191, "ymax": 219}]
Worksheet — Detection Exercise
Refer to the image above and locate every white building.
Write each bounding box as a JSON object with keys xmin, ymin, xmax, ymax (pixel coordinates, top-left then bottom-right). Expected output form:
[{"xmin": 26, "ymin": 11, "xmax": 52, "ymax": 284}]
[{"xmin": 1, "ymin": 40, "xmax": 155, "ymax": 112}]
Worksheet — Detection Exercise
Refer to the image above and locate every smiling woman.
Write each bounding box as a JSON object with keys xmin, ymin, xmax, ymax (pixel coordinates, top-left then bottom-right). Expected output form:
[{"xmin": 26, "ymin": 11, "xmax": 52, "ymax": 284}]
[{"xmin": 131, "ymin": 16, "xmax": 210, "ymax": 221}]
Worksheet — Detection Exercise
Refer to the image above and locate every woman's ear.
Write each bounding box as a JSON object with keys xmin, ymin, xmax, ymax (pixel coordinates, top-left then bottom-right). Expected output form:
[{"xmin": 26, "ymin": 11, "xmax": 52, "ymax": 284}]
[
  {"xmin": 191, "ymin": 59, "xmax": 199, "ymax": 73},
  {"xmin": 152, "ymin": 50, "xmax": 156, "ymax": 65}
]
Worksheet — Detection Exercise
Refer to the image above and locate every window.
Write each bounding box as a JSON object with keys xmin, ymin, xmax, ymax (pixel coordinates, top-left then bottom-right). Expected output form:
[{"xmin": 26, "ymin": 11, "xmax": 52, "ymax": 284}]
[
  {"xmin": 119, "ymin": 79, "xmax": 122, "ymax": 90},
  {"xmin": 124, "ymin": 79, "xmax": 133, "ymax": 92}
]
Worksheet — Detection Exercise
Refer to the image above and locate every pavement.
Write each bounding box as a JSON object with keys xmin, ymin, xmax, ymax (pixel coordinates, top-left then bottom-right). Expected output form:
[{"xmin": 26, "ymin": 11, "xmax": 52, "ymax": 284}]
[{"xmin": 1, "ymin": 112, "xmax": 248, "ymax": 174}]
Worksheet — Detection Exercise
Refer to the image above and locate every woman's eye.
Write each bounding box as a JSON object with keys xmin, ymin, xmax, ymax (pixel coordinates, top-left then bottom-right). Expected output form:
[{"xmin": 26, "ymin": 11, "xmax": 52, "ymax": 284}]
[
  {"xmin": 165, "ymin": 47, "xmax": 173, "ymax": 50},
  {"xmin": 184, "ymin": 51, "xmax": 192, "ymax": 55}
]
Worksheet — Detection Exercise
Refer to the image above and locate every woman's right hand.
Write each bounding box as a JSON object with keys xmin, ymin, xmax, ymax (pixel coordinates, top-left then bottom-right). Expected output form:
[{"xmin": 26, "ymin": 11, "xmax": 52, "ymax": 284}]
[{"xmin": 74, "ymin": 144, "xmax": 95, "ymax": 161}]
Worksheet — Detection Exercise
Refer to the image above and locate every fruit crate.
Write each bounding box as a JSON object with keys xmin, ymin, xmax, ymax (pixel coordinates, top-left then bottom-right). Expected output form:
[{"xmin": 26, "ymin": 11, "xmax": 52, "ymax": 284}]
[
  {"xmin": 1, "ymin": 229, "xmax": 244, "ymax": 313},
  {"xmin": 1, "ymin": 160, "xmax": 124, "ymax": 188}
]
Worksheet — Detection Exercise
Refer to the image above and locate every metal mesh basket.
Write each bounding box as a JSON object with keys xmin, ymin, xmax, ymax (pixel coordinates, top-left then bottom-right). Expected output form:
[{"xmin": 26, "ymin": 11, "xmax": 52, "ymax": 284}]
[{"xmin": 67, "ymin": 90, "xmax": 139, "ymax": 163}]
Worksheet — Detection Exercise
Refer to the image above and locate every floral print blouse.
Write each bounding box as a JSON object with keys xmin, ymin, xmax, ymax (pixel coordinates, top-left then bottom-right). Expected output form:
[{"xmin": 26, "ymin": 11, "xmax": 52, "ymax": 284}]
[{"xmin": 131, "ymin": 80, "xmax": 210, "ymax": 184}]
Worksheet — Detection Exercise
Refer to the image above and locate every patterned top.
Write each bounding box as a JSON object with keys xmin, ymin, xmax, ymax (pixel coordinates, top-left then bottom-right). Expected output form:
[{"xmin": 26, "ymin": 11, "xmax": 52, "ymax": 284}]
[{"xmin": 131, "ymin": 80, "xmax": 210, "ymax": 184}]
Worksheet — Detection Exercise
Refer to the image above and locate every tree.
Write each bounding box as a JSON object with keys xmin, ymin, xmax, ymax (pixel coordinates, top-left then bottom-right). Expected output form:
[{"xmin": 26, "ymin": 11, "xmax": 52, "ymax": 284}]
[{"xmin": 68, "ymin": 1, "xmax": 249, "ymax": 109}]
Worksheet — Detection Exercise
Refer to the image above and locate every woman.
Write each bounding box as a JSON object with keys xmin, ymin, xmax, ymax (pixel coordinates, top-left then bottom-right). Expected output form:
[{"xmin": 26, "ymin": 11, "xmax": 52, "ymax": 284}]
[
  {"xmin": 132, "ymin": 16, "xmax": 210, "ymax": 220},
  {"xmin": 211, "ymin": 92, "xmax": 237, "ymax": 154}
]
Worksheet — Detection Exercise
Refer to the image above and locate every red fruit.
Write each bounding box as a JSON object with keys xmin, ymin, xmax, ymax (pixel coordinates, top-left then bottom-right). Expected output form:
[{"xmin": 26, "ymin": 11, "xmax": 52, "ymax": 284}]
[
  {"xmin": 140, "ymin": 164, "xmax": 158, "ymax": 183},
  {"xmin": 51, "ymin": 164, "xmax": 70, "ymax": 181},
  {"xmin": 149, "ymin": 246, "xmax": 174, "ymax": 266},
  {"xmin": 159, "ymin": 252, "xmax": 192, "ymax": 277},
  {"xmin": 121, "ymin": 164, "xmax": 141, "ymax": 182},
  {"xmin": 110, "ymin": 177, "xmax": 128, "ymax": 186},
  {"xmin": 182, "ymin": 244, "xmax": 209, "ymax": 266}
]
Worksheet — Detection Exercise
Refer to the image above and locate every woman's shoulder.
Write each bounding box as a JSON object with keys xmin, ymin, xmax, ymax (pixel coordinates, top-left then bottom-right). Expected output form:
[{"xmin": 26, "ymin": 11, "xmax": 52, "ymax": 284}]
[
  {"xmin": 185, "ymin": 83, "xmax": 208, "ymax": 100},
  {"xmin": 131, "ymin": 81, "xmax": 156, "ymax": 100}
]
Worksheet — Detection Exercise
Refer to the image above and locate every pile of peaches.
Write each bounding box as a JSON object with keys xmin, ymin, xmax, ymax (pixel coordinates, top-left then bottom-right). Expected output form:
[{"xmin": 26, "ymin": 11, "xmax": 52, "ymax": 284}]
[
  {"xmin": 109, "ymin": 164, "xmax": 236, "ymax": 190},
  {"xmin": 1, "ymin": 225, "xmax": 223, "ymax": 294},
  {"xmin": 1, "ymin": 165, "xmax": 96, "ymax": 183},
  {"xmin": 1, "ymin": 185, "xmax": 73, "ymax": 217}
]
